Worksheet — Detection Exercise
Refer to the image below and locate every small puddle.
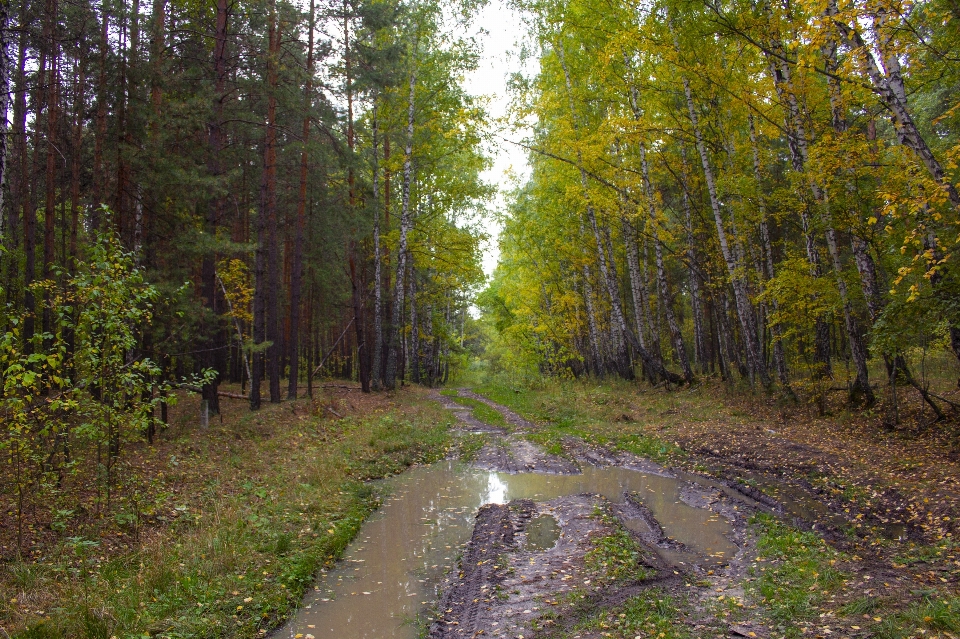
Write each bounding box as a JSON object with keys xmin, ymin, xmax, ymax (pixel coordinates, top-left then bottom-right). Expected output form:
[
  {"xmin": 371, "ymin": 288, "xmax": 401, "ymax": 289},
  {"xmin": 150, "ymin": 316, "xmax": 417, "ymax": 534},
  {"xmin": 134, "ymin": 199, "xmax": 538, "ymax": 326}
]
[
  {"xmin": 525, "ymin": 514, "xmax": 561, "ymax": 550},
  {"xmin": 276, "ymin": 460, "xmax": 736, "ymax": 639}
]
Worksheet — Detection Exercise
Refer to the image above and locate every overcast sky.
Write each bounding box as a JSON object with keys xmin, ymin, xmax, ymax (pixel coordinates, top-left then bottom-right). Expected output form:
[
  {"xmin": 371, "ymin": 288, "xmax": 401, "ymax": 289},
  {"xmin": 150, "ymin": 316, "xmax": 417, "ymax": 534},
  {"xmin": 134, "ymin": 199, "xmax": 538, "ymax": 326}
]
[{"xmin": 462, "ymin": 0, "xmax": 536, "ymax": 276}]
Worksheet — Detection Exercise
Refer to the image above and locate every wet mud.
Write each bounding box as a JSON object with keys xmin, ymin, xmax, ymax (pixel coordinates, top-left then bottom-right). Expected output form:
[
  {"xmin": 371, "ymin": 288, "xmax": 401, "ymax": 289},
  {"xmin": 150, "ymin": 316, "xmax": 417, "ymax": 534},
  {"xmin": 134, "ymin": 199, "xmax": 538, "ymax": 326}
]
[
  {"xmin": 472, "ymin": 435, "xmax": 580, "ymax": 475},
  {"xmin": 429, "ymin": 495, "xmax": 671, "ymax": 639},
  {"xmin": 278, "ymin": 389, "xmax": 882, "ymax": 639}
]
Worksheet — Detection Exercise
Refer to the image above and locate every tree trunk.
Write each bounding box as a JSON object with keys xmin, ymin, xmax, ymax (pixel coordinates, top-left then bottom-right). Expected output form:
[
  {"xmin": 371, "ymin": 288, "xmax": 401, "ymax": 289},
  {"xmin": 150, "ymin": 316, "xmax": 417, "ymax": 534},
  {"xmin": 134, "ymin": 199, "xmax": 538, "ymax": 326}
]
[
  {"xmin": 23, "ymin": 29, "xmax": 46, "ymax": 347},
  {"xmin": 638, "ymin": 237, "xmax": 662, "ymax": 363},
  {"xmin": 116, "ymin": 7, "xmax": 128, "ymax": 244},
  {"xmin": 621, "ymin": 212, "xmax": 653, "ymax": 380},
  {"xmin": 681, "ymin": 74, "xmax": 770, "ymax": 387},
  {"xmin": 91, "ymin": 5, "xmax": 108, "ymax": 229},
  {"xmin": 288, "ymin": 0, "xmax": 314, "ymax": 399},
  {"xmin": 349, "ymin": 249, "xmax": 370, "ymax": 391},
  {"xmin": 5, "ymin": 2, "xmax": 26, "ymax": 301},
  {"xmin": 201, "ymin": 0, "xmax": 229, "ymax": 415},
  {"xmin": 832, "ymin": 19, "xmax": 960, "ymax": 209},
  {"xmin": 69, "ymin": 55, "xmax": 84, "ymax": 267},
  {"xmin": 410, "ymin": 263, "xmax": 419, "ymax": 384},
  {"xmin": 765, "ymin": 49, "xmax": 833, "ymax": 379},
  {"xmin": 265, "ymin": 5, "xmax": 281, "ymax": 402},
  {"xmin": 0, "ymin": 0, "xmax": 9, "ymax": 241},
  {"xmin": 381, "ymin": 136, "xmax": 391, "ymax": 383},
  {"xmin": 384, "ymin": 66, "xmax": 416, "ymax": 390},
  {"xmin": 623, "ymin": 56, "xmax": 669, "ymax": 377},
  {"xmin": 678, "ymin": 148, "xmax": 708, "ymax": 374},
  {"xmin": 253, "ymin": 0, "xmax": 281, "ymax": 409},
  {"xmin": 640, "ymin": 143, "xmax": 693, "ymax": 382},
  {"xmin": 42, "ymin": 0, "xmax": 59, "ymax": 285},
  {"xmin": 371, "ymin": 106, "xmax": 383, "ymax": 391},
  {"xmin": 748, "ymin": 116, "xmax": 791, "ymax": 390}
]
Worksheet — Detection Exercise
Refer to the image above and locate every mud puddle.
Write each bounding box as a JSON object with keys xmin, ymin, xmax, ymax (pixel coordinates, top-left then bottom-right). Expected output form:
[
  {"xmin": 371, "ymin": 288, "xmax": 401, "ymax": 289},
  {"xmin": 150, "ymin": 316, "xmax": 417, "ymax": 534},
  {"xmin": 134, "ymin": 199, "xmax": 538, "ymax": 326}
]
[{"xmin": 276, "ymin": 461, "xmax": 737, "ymax": 639}]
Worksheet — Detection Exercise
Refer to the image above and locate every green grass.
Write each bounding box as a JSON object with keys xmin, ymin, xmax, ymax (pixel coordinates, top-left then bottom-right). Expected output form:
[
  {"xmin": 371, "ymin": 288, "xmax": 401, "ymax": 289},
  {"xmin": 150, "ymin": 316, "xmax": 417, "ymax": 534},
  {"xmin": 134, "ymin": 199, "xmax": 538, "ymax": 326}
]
[
  {"xmin": 466, "ymin": 377, "xmax": 687, "ymax": 463},
  {"xmin": 540, "ymin": 589, "xmax": 689, "ymax": 639},
  {"xmin": 454, "ymin": 432, "xmax": 488, "ymax": 461},
  {"xmin": 446, "ymin": 395, "xmax": 509, "ymax": 429},
  {"xmin": 870, "ymin": 596, "xmax": 960, "ymax": 638},
  {"xmin": 584, "ymin": 508, "xmax": 654, "ymax": 583},
  {"xmin": 747, "ymin": 513, "xmax": 846, "ymax": 636},
  {"xmin": 4, "ymin": 397, "xmax": 453, "ymax": 639},
  {"xmin": 893, "ymin": 538, "xmax": 960, "ymax": 566}
]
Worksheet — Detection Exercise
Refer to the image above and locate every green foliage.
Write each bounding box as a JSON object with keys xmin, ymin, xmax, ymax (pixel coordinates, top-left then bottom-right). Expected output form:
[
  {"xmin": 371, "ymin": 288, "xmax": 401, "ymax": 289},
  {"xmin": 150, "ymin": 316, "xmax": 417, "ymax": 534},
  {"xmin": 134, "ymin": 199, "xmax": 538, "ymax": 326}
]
[
  {"xmin": 478, "ymin": 0, "xmax": 960, "ymax": 402},
  {"xmin": 5, "ymin": 399, "xmax": 452, "ymax": 638},
  {"xmin": 544, "ymin": 589, "xmax": 688, "ymax": 639},
  {"xmin": 0, "ymin": 229, "xmax": 209, "ymax": 553}
]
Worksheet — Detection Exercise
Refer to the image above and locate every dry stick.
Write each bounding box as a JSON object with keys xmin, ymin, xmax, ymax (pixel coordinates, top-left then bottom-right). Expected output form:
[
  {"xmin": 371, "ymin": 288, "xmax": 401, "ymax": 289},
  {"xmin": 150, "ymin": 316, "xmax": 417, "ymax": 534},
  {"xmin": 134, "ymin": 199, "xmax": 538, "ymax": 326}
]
[{"xmin": 312, "ymin": 317, "xmax": 355, "ymax": 378}]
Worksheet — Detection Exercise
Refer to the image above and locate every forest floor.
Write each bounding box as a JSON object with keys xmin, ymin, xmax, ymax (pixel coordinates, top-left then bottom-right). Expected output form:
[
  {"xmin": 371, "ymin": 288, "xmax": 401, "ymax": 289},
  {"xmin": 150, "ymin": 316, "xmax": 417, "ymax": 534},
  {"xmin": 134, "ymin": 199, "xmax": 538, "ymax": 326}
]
[
  {"xmin": 429, "ymin": 378, "xmax": 960, "ymax": 639},
  {"xmin": 4, "ymin": 376, "xmax": 960, "ymax": 639}
]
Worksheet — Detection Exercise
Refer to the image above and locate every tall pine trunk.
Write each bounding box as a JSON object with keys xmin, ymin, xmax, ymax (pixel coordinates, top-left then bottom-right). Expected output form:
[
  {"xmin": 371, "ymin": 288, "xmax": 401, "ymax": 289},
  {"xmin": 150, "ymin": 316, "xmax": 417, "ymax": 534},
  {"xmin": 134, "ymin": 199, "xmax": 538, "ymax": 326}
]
[
  {"xmin": 371, "ymin": 106, "xmax": 383, "ymax": 390},
  {"xmin": 91, "ymin": 5, "xmax": 108, "ymax": 229},
  {"xmin": 0, "ymin": 0, "xmax": 9, "ymax": 241},
  {"xmin": 288, "ymin": 0, "xmax": 314, "ymax": 399},
  {"xmin": 201, "ymin": 0, "xmax": 229, "ymax": 414},
  {"xmin": 253, "ymin": 0, "xmax": 281, "ymax": 408},
  {"xmin": 42, "ymin": 0, "xmax": 60, "ymax": 340},
  {"xmin": 265, "ymin": 6, "xmax": 281, "ymax": 402},
  {"xmin": 5, "ymin": 1, "xmax": 26, "ymax": 302}
]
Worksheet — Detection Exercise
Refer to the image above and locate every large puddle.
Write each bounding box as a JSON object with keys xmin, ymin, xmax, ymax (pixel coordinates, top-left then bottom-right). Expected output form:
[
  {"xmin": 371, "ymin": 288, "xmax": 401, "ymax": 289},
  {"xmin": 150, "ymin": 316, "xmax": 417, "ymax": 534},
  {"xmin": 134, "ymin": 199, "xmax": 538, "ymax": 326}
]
[{"xmin": 275, "ymin": 460, "xmax": 737, "ymax": 639}]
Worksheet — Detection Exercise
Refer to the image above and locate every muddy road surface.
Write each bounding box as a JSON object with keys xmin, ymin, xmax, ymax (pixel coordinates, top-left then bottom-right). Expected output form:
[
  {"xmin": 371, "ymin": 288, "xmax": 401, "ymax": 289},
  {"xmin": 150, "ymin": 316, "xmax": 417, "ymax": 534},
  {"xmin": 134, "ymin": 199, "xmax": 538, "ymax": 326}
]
[{"xmin": 278, "ymin": 388, "xmax": 959, "ymax": 639}]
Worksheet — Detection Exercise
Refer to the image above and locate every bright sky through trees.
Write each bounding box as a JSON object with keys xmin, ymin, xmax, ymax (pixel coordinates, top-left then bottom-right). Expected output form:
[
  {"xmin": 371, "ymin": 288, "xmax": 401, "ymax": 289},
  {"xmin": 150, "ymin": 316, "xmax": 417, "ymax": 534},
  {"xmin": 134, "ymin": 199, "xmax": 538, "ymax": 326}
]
[{"xmin": 465, "ymin": 0, "xmax": 534, "ymax": 275}]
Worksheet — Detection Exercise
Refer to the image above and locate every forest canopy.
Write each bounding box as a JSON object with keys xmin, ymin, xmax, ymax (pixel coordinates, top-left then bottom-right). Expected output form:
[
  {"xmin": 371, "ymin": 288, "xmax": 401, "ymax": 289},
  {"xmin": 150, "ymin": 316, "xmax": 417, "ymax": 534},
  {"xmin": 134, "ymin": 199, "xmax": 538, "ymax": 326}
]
[
  {"xmin": 0, "ymin": 0, "xmax": 491, "ymax": 555},
  {"xmin": 481, "ymin": 0, "xmax": 960, "ymax": 416}
]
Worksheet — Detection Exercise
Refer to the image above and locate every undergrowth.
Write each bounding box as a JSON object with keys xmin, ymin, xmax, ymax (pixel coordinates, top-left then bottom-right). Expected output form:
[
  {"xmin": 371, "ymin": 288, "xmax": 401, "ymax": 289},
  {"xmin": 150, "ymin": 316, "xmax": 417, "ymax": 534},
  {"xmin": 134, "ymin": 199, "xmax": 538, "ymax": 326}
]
[
  {"xmin": 3, "ymin": 391, "xmax": 452, "ymax": 639},
  {"xmin": 585, "ymin": 508, "xmax": 653, "ymax": 584}
]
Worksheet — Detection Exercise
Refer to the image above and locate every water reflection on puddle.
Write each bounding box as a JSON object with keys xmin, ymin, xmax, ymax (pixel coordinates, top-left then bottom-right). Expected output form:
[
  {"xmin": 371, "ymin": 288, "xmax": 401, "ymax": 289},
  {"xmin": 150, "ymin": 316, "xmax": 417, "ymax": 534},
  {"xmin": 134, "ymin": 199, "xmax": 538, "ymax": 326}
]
[
  {"xmin": 274, "ymin": 460, "xmax": 735, "ymax": 639},
  {"xmin": 525, "ymin": 514, "xmax": 561, "ymax": 550}
]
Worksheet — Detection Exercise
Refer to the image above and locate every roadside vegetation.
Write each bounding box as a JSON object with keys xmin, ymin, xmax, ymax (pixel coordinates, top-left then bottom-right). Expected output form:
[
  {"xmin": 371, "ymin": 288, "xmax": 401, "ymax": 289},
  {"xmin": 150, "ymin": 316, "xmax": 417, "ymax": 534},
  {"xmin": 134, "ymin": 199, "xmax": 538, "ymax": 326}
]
[{"xmin": 1, "ymin": 387, "xmax": 453, "ymax": 638}]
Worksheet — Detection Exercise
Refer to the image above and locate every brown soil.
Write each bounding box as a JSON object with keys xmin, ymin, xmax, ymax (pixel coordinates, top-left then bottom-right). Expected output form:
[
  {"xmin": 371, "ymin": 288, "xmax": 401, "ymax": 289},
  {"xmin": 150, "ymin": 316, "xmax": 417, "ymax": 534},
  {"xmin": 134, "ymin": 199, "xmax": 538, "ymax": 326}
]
[
  {"xmin": 472, "ymin": 436, "xmax": 580, "ymax": 475},
  {"xmin": 429, "ymin": 495, "xmax": 674, "ymax": 639},
  {"xmin": 432, "ymin": 393, "xmax": 771, "ymax": 639},
  {"xmin": 649, "ymin": 390, "xmax": 960, "ymax": 543},
  {"xmin": 433, "ymin": 387, "xmax": 960, "ymax": 639}
]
